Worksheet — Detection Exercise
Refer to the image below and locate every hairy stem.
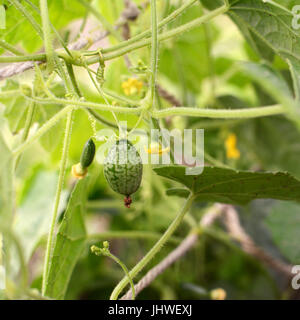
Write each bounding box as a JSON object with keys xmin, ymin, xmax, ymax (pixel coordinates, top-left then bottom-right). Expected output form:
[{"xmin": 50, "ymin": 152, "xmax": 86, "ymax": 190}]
[
  {"xmin": 152, "ymin": 104, "xmax": 285, "ymax": 119},
  {"xmin": 13, "ymin": 105, "xmax": 72, "ymax": 158},
  {"xmin": 8, "ymin": 0, "xmax": 43, "ymax": 38},
  {"xmin": 94, "ymin": 4, "xmax": 228, "ymax": 62},
  {"xmin": 102, "ymin": 0, "xmax": 198, "ymax": 54},
  {"xmin": 0, "ymin": 4, "xmax": 227, "ymax": 65},
  {"xmin": 108, "ymin": 253, "xmax": 135, "ymax": 300},
  {"xmin": 42, "ymin": 108, "xmax": 74, "ymax": 295},
  {"xmin": 24, "ymin": 95, "xmax": 144, "ymax": 113},
  {"xmin": 149, "ymin": 0, "xmax": 158, "ymax": 109},
  {"xmin": 110, "ymin": 193, "xmax": 195, "ymax": 300},
  {"xmin": 40, "ymin": 0, "xmax": 55, "ymax": 71},
  {"xmin": 15, "ymin": 102, "xmax": 36, "ymax": 168},
  {"xmin": 0, "ymin": 40, "xmax": 24, "ymax": 56}
]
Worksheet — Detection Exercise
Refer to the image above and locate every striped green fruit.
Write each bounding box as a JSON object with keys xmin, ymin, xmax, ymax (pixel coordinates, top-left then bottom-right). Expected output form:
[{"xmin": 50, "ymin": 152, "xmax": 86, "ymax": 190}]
[{"xmin": 104, "ymin": 139, "xmax": 143, "ymax": 207}]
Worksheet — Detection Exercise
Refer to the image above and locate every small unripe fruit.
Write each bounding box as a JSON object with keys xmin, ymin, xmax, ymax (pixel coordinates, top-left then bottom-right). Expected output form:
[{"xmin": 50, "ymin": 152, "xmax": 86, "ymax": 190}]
[{"xmin": 104, "ymin": 139, "xmax": 143, "ymax": 207}]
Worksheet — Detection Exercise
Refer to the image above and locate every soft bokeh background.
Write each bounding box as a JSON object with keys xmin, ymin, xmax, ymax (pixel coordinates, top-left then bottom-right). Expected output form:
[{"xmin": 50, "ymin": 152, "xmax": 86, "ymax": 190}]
[{"xmin": 0, "ymin": 0, "xmax": 299, "ymax": 299}]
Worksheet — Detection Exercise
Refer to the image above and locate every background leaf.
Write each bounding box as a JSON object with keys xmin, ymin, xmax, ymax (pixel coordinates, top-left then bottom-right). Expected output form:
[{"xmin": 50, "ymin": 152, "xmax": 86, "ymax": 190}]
[
  {"xmin": 14, "ymin": 170, "xmax": 60, "ymax": 262},
  {"xmin": 154, "ymin": 165, "xmax": 300, "ymax": 205},
  {"xmin": 0, "ymin": 117, "xmax": 13, "ymax": 226},
  {"xmin": 265, "ymin": 201, "xmax": 300, "ymax": 264},
  {"xmin": 45, "ymin": 178, "xmax": 88, "ymax": 299}
]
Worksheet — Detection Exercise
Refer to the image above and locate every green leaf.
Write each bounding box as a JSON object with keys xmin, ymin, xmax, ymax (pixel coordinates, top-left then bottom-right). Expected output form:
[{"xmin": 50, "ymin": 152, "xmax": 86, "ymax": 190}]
[
  {"xmin": 238, "ymin": 116, "xmax": 300, "ymax": 178},
  {"xmin": 229, "ymin": 0, "xmax": 300, "ymax": 62},
  {"xmin": 0, "ymin": 5, "xmax": 6, "ymax": 29},
  {"xmin": 0, "ymin": 0, "xmax": 85, "ymax": 53},
  {"xmin": 200, "ymin": 0, "xmax": 240, "ymax": 10},
  {"xmin": 14, "ymin": 171, "xmax": 59, "ymax": 262},
  {"xmin": 239, "ymin": 61, "xmax": 293, "ymax": 107},
  {"xmin": 166, "ymin": 187, "xmax": 190, "ymax": 198},
  {"xmin": 238, "ymin": 61, "xmax": 300, "ymax": 127},
  {"xmin": 0, "ymin": 118, "xmax": 13, "ymax": 226},
  {"xmin": 229, "ymin": 0, "xmax": 300, "ymax": 99},
  {"xmin": 265, "ymin": 201, "xmax": 300, "ymax": 264},
  {"xmin": 45, "ymin": 178, "xmax": 88, "ymax": 299},
  {"xmin": 154, "ymin": 165, "xmax": 300, "ymax": 205}
]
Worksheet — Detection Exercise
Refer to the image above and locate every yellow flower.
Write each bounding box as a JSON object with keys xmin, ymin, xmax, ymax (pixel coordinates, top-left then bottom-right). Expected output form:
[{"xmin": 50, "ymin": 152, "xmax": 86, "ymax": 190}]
[
  {"xmin": 210, "ymin": 288, "xmax": 227, "ymax": 300},
  {"xmin": 144, "ymin": 142, "xmax": 170, "ymax": 155},
  {"xmin": 122, "ymin": 78, "xmax": 143, "ymax": 96},
  {"xmin": 225, "ymin": 133, "xmax": 240, "ymax": 159},
  {"xmin": 71, "ymin": 163, "xmax": 87, "ymax": 179}
]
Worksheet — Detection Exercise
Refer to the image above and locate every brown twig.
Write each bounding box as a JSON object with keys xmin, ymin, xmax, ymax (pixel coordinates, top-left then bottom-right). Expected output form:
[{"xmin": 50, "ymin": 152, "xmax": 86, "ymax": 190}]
[
  {"xmin": 222, "ymin": 205, "xmax": 292, "ymax": 278},
  {"xmin": 0, "ymin": 1, "xmax": 140, "ymax": 81},
  {"xmin": 156, "ymin": 84, "xmax": 182, "ymax": 107},
  {"xmin": 120, "ymin": 202, "xmax": 293, "ymax": 300},
  {"xmin": 120, "ymin": 203, "xmax": 224, "ymax": 300}
]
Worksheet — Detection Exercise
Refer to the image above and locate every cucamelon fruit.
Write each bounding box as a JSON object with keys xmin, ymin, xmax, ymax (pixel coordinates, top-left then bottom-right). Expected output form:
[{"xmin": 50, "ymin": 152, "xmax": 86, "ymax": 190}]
[{"xmin": 104, "ymin": 139, "xmax": 143, "ymax": 208}]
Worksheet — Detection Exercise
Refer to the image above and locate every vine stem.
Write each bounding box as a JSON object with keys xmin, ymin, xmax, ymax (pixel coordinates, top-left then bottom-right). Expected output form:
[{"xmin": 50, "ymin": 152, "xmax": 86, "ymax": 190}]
[
  {"xmin": 15, "ymin": 102, "xmax": 36, "ymax": 168},
  {"xmin": 102, "ymin": 0, "xmax": 198, "ymax": 54},
  {"xmin": 12, "ymin": 105, "xmax": 73, "ymax": 157},
  {"xmin": 40, "ymin": 0, "xmax": 55, "ymax": 72},
  {"xmin": 91, "ymin": 4, "xmax": 229, "ymax": 63},
  {"xmin": 20, "ymin": 102, "xmax": 36, "ymax": 143},
  {"xmin": 8, "ymin": 0, "xmax": 43, "ymax": 38},
  {"xmin": 0, "ymin": 4, "xmax": 227, "ymax": 65},
  {"xmin": 149, "ymin": 0, "xmax": 158, "ymax": 109},
  {"xmin": 25, "ymin": 96, "xmax": 285, "ymax": 119},
  {"xmin": 107, "ymin": 252, "xmax": 136, "ymax": 300},
  {"xmin": 110, "ymin": 193, "xmax": 195, "ymax": 300},
  {"xmin": 0, "ymin": 89, "xmax": 21, "ymax": 98},
  {"xmin": 0, "ymin": 40, "xmax": 24, "ymax": 56},
  {"xmin": 152, "ymin": 104, "xmax": 285, "ymax": 119},
  {"xmin": 42, "ymin": 108, "xmax": 74, "ymax": 295},
  {"xmin": 24, "ymin": 95, "xmax": 143, "ymax": 112}
]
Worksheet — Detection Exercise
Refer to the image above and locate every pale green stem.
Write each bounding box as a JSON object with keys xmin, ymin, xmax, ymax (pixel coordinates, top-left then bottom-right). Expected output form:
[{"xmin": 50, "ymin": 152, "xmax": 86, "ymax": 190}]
[
  {"xmin": 83, "ymin": 62, "xmax": 120, "ymax": 130},
  {"xmin": 97, "ymin": 4, "xmax": 228, "ymax": 62},
  {"xmin": 0, "ymin": 89, "xmax": 21, "ymax": 98},
  {"xmin": 0, "ymin": 53, "xmax": 45, "ymax": 63},
  {"xmin": 20, "ymin": 102, "xmax": 36, "ymax": 143},
  {"xmin": 66, "ymin": 62, "xmax": 82, "ymax": 97},
  {"xmin": 42, "ymin": 108, "xmax": 74, "ymax": 295},
  {"xmin": 128, "ymin": 111, "xmax": 145, "ymax": 136},
  {"xmin": 102, "ymin": 0, "xmax": 198, "ymax": 54},
  {"xmin": 152, "ymin": 104, "xmax": 285, "ymax": 119},
  {"xmin": 110, "ymin": 193, "xmax": 195, "ymax": 300},
  {"xmin": 0, "ymin": 40, "xmax": 24, "ymax": 55},
  {"xmin": 107, "ymin": 253, "xmax": 135, "ymax": 300},
  {"xmin": 65, "ymin": 62, "xmax": 122, "ymax": 129},
  {"xmin": 150, "ymin": 0, "xmax": 158, "ymax": 109},
  {"xmin": 40, "ymin": 0, "xmax": 55, "ymax": 72},
  {"xmin": 15, "ymin": 102, "xmax": 36, "ymax": 168},
  {"xmin": 102, "ymin": 87, "xmax": 139, "ymax": 106},
  {"xmin": 0, "ymin": 4, "xmax": 227, "ymax": 65},
  {"xmin": 84, "ymin": 67, "xmax": 139, "ymax": 105},
  {"xmin": 12, "ymin": 105, "xmax": 72, "ymax": 157},
  {"xmin": 24, "ymin": 95, "xmax": 144, "ymax": 114},
  {"xmin": 84, "ymin": 109, "xmax": 119, "ymax": 129},
  {"xmin": 8, "ymin": 0, "xmax": 43, "ymax": 38}
]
